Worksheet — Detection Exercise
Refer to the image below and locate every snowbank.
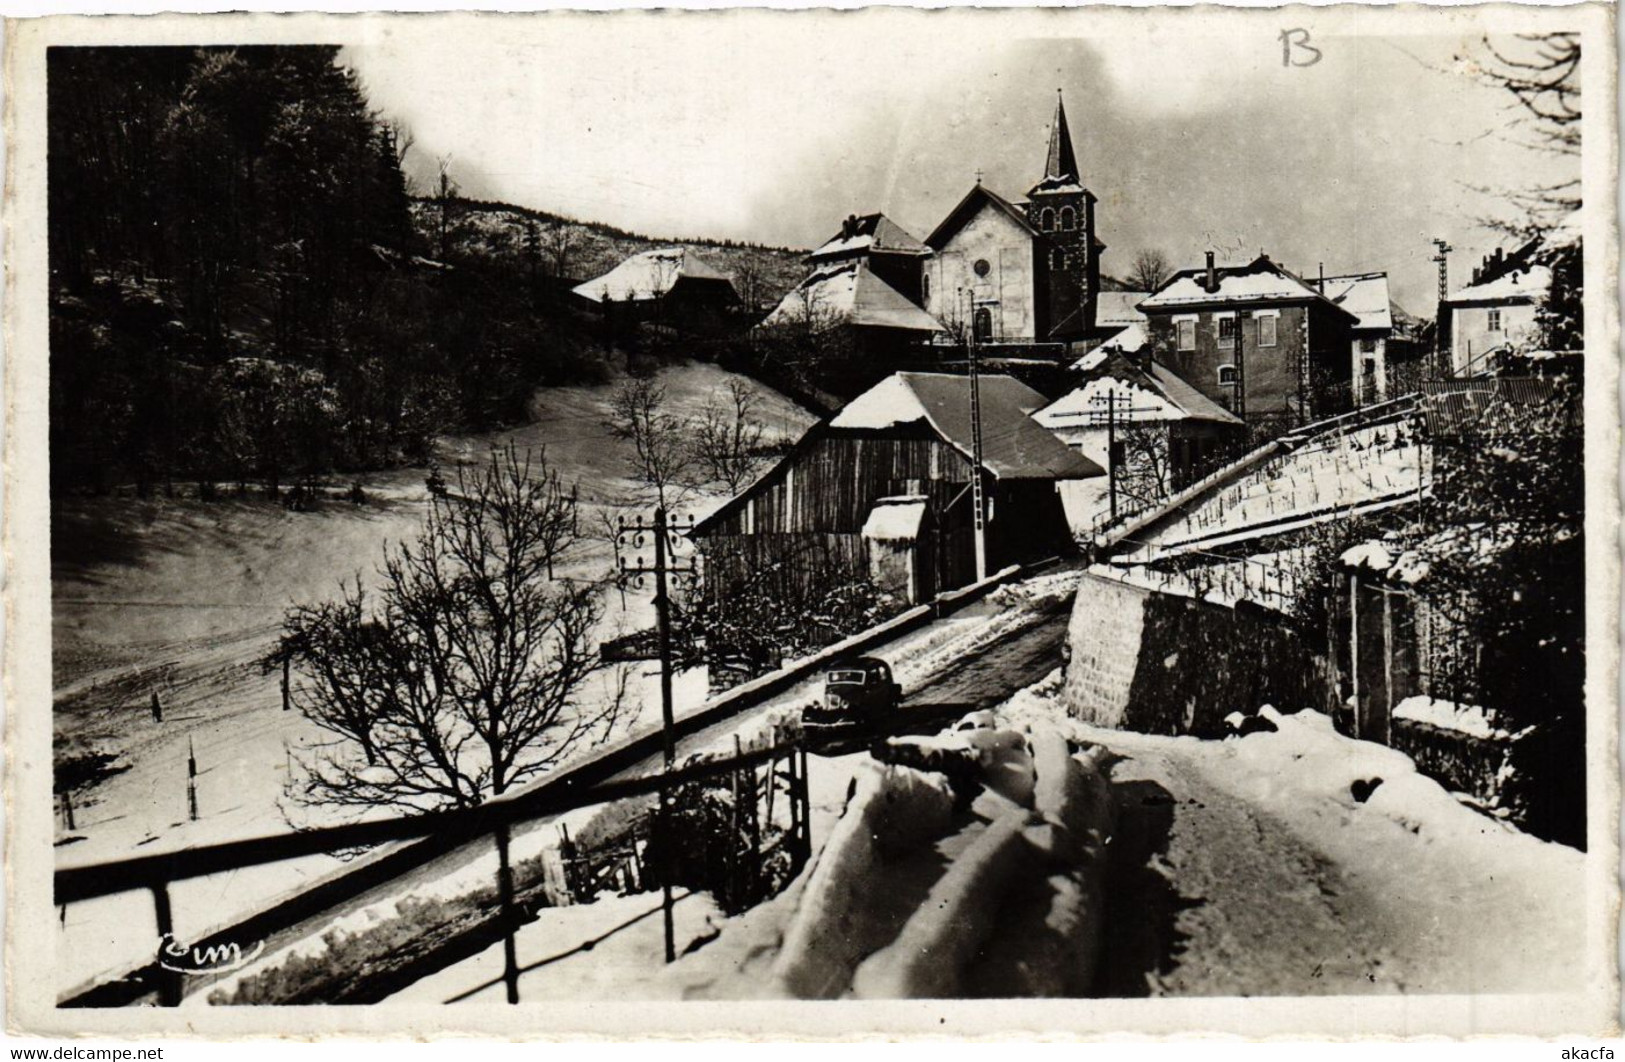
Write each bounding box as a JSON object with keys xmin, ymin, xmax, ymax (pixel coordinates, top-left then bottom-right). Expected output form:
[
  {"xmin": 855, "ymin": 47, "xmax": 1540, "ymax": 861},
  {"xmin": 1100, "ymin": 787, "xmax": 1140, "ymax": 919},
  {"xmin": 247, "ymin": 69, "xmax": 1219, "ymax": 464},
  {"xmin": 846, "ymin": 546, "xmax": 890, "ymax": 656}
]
[
  {"xmin": 850, "ymin": 808, "xmax": 1039, "ymax": 999},
  {"xmin": 771, "ymin": 762, "xmax": 954, "ymax": 999},
  {"xmin": 1392, "ymin": 695, "xmax": 1522, "ymax": 741}
]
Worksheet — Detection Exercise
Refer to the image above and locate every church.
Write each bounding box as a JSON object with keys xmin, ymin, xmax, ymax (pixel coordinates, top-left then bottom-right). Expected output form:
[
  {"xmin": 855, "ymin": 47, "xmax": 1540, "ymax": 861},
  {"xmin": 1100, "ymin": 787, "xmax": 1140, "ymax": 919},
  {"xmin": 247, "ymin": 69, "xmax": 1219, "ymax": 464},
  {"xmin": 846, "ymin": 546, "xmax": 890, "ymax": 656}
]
[{"xmin": 920, "ymin": 92, "xmax": 1107, "ymax": 348}]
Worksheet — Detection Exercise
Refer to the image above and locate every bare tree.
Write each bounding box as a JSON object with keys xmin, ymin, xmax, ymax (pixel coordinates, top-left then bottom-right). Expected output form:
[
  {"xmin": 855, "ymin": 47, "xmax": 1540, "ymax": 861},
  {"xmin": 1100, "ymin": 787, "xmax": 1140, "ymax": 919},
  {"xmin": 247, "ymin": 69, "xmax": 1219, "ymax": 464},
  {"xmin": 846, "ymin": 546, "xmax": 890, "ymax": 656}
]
[
  {"xmin": 606, "ymin": 377, "xmax": 697, "ymax": 509},
  {"xmin": 692, "ymin": 379, "xmax": 768, "ymax": 493},
  {"xmin": 1114, "ymin": 423, "xmax": 1175, "ymax": 510},
  {"xmin": 271, "ymin": 444, "xmax": 620, "ymax": 813},
  {"xmin": 543, "ymin": 223, "xmax": 582, "ymax": 280},
  {"xmin": 1466, "ymin": 33, "xmax": 1583, "ymax": 351},
  {"xmin": 731, "ymin": 253, "xmax": 769, "ymax": 315},
  {"xmin": 434, "ymin": 152, "xmax": 459, "ymax": 262},
  {"xmin": 1127, "ymin": 248, "xmax": 1173, "ymax": 293}
]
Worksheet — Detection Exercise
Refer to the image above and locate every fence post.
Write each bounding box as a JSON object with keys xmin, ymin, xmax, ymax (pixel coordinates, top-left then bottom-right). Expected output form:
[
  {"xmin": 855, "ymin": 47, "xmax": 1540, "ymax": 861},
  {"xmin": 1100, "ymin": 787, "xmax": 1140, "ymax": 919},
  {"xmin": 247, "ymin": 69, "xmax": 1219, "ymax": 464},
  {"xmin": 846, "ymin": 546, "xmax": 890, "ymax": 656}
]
[
  {"xmin": 795, "ymin": 745, "xmax": 812, "ymax": 866},
  {"xmin": 660, "ymin": 786, "xmax": 675, "ymax": 964},
  {"xmin": 495, "ymin": 825, "xmax": 521, "ymax": 1004},
  {"xmin": 730, "ymin": 735, "xmax": 743, "ymax": 910},
  {"xmin": 151, "ymin": 883, "xmax": 182, "ymax": 1007}
]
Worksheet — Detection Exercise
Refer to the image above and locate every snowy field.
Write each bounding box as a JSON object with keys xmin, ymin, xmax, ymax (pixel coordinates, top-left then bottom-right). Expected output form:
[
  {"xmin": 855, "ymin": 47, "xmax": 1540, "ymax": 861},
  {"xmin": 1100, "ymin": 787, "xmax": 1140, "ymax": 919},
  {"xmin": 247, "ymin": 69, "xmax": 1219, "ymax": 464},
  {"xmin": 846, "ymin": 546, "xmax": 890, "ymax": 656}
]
[{"xmin": 50, "ymin": 363, "xmax": 815, "ymax": 996}]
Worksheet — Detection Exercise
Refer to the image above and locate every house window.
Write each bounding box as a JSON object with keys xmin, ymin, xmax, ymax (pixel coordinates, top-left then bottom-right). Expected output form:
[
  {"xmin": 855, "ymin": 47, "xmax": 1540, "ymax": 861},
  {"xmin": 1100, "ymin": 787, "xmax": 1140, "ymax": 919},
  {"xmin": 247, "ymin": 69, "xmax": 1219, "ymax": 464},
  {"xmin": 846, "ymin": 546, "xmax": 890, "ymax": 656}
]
[
  {"xmin": 973, "ymin": 258, "xmax": 991, "ymax": 278},
  {"xmin": 1217, "ymin": 363, "xmax": 1238, "ymax": 387},
  {"xmin": 1051, "ymin": 248, "xmax": 1067, "ymax": 271},
  {"xmin": 921, "ymin": 273, "xmax": 930, "ymax": 305},
  {"xmin": 1258, "ymin": 314, "xmax": 1277, "ymax": 347},
  {"xmin": 1177, "ymin": 318, "xmax": 1196, "ymax": 351},
  {"xmin": 974, "ymin": 306, "xmax": 993, "ymax": 342},
  {"xmin": 1217, "ymin": 316, "xmax": 1237, "ymax": 343},
  {"xmin": 1059, "ymin": 206, "xmax": 1076, "ymax": 231},
  {"xmin": 1039, "ymin": 208, "xmax": 1055, "ymax": 232},
  {"xmin": 1487, "ymin": 308, "xmax": 1503, "ymax": 332},
  {"xmin": 1360, "ymin": 336, "xmax": 1377, "ymax": 354}
]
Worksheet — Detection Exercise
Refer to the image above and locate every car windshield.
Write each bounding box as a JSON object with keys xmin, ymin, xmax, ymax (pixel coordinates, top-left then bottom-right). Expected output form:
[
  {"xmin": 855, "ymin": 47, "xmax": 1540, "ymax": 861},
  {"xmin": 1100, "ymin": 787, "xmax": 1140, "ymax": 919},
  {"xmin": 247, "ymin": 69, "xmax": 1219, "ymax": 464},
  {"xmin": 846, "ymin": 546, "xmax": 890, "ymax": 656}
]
[{"xmin": 827, "ymin": 670, "xmax": 867, "ymax": 685}]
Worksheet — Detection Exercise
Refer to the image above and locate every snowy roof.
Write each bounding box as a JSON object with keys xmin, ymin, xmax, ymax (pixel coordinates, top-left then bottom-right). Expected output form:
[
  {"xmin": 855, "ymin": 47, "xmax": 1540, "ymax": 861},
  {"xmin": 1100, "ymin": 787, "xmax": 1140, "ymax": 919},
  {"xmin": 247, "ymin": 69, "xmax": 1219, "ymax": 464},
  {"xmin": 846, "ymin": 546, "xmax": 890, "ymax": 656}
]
[
  {"xmin": 808, "ymin": 214, "xmax": 930, "ymax": 261},
  {"xmin": 760, "ymin": 261, "xmax": 944, "ymax": 333},
  {"xmin": 1037, "ymin": 358, "xmax": 1240, "ymax": 428},
  {"xmin": 831, "ymin": 372, "xmax": 1102, "ymax": 480},
  {"xmin": 925, "ymin": 184, "xmax": 1038, "ymax": 249},
  {"xmin": 861, "ymin": 495, "xmax": 929, "ymax": 542},
  {"xmin": 1148, "ymin": 363, "xmax": 1243, "ymax": 425},
  {"xmin": 1444, "ymin": 264, "xmax": 1552, "ymax": 306},
  {"xmin": 1320, "ymin": 273, "xmax": 1394, "ymax": 331},
  {"xmin": 1140, "ymin": 256, "xmax": 1358, "ymax": 321},
  {"xmin": 572, "ymin": 247, "xmax": 735, "ymax": 303},
  {"xmin": 1095, "ymin": 292, "xmax": 1150, "ymax": 328},
  {"xmin": 1071, "ymin": 322, "xmax": 1148, "ymax": 372}
]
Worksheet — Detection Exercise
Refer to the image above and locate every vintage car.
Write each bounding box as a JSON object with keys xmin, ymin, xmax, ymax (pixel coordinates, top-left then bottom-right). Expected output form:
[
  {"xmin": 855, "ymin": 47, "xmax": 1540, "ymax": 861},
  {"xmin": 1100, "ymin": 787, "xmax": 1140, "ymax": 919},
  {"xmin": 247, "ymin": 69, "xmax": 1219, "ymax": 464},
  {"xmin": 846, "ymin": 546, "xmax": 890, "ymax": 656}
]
[{"xmin": 802, "ymin": 656, "xmax": 903, "ymax": 735}]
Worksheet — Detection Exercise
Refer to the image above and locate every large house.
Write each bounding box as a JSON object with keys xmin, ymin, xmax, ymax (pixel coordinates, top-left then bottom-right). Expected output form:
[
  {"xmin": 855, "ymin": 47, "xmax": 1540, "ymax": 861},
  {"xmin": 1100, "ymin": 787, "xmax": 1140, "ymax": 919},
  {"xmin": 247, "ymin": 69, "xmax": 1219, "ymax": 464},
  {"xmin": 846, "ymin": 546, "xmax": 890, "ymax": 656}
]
[
  {"xmin": 758, "ymin": 216, "xmax": 945, "ymax": 394},
  {"xmin": 1440, "ymin": 240, "xmax": 1553, "ymax": 378},
  {"xmin": 804, "ymin": 212, "xmax": 932, "ymax": 306},
  {"xmin": 1139, "ymin": 253, "xmax": 1358, "ymax": 427},
  {"xmin": 691, "ymin": 371, "xmax": 1099, "ymax": 606},
  {"xmin": 920, "ymin": 93, "xmax": 1107, "ymax": 348}
]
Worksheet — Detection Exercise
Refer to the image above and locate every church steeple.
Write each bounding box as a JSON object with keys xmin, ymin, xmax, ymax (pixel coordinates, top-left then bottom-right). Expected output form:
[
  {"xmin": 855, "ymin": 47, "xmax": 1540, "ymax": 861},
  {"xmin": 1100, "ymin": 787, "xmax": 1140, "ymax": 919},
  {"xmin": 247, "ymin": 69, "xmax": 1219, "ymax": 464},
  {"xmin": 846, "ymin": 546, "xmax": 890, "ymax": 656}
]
[{"xmin": 1043, "ymin": 89, "xmax": 1079, "ymax": 183}]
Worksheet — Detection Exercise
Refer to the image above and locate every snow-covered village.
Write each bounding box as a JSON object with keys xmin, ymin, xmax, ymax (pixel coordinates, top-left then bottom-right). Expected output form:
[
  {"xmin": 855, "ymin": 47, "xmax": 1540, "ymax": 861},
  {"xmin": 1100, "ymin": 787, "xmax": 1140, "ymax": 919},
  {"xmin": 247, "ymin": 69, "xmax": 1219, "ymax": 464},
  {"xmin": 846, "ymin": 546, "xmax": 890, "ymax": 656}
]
[{"xmin": 22, "ymin": 7, "xmax": 1611, "ymax": 1037}]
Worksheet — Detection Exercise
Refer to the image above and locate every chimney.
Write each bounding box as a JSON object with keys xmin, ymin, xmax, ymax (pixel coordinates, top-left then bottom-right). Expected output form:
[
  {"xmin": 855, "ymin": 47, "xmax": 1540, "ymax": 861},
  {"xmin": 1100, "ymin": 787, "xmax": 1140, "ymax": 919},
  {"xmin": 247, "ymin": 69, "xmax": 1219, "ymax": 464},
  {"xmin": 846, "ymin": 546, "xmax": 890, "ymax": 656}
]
[
  {"xmin": 1205, "ymin": 251, "xmax": 1218, "ymax": 293},
  {"xmin": 1317, "ymin": 262, "xmax": 1325, "ymax": 293}
]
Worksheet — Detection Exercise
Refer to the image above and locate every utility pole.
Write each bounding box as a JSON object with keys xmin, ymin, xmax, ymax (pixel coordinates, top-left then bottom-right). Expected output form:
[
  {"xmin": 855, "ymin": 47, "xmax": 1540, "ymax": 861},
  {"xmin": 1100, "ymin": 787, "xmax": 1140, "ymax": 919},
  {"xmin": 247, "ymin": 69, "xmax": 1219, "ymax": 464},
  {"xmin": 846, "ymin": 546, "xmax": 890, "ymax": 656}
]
[
  {"xmin": 1092, "ymin": 389, "xmax": 1162, "ymax": 524},
  {"xmin": 1431, "ymin": 237, "xmax": 1453, "ymax": 378},
  {"xmin": 615, "ymin": 508, "xmax": 697, "ymax": 963},
  {"xmin": 1106, "ymin": 391, "xmax": 1118, "ymax": 523},
  {"xmin": 966, "ymin": 290, "xmax": 988, "ymax": 582},
  {"xmin": 1235, "ymin": 309, "xmax": 1250, "ymax": 424}
]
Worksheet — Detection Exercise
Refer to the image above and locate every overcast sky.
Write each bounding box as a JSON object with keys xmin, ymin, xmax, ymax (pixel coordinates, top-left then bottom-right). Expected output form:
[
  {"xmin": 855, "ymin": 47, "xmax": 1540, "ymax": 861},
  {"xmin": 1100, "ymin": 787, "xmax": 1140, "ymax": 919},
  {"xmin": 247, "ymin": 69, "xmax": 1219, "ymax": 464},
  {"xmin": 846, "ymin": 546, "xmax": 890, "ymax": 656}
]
[{"xmin": 341, "ymin": 10, "xmax": 1579, "ymax": 313}]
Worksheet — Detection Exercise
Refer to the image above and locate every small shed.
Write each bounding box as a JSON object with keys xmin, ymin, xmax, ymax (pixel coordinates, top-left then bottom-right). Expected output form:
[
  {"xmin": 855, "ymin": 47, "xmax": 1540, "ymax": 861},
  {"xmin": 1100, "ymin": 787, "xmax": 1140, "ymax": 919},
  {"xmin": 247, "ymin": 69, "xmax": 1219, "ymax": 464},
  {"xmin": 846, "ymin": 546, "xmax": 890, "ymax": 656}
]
[{"xmin": 861, "ymin": 495, "xmax": 935, "ymax": 604}]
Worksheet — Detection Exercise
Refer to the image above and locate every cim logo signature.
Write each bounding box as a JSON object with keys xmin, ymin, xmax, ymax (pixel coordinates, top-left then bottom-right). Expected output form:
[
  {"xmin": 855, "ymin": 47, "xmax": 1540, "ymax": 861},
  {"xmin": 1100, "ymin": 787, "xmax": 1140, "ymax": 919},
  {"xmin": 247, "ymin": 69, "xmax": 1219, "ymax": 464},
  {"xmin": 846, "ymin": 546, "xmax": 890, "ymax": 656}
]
[{"xmin": 157, "ymin": 933, "xmax": 265, "ymax": 975}]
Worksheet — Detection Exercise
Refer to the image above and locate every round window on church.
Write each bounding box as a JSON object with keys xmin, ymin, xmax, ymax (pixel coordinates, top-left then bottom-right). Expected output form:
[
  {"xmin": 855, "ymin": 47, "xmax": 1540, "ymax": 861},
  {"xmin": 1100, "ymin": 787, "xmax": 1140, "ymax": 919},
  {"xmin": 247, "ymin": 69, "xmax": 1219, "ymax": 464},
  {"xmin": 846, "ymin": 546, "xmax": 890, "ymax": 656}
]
[{"xmin": 973, "ymin": 258, "xmax": 991, "ymax": 278}]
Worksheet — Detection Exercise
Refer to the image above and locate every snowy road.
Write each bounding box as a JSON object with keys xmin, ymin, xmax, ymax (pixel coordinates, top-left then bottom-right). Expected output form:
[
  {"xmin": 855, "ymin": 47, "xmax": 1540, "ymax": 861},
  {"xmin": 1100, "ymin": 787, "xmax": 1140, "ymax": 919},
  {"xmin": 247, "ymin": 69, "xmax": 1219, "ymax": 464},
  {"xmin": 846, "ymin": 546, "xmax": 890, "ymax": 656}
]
[
  {"xmin": 1062, "ymin": 716, "xmax": 1586, "ymax": 998},
  {"xmin": 1095, "ymin": 739, "xmax": 1394, "ymax": 997}
]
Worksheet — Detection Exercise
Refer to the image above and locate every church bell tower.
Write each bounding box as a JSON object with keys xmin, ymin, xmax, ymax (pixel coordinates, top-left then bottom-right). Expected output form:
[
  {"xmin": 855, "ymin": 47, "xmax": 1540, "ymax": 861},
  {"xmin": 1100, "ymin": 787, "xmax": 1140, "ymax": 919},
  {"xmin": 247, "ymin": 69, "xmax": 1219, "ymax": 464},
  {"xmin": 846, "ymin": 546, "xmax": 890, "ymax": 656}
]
[{"xmin": 1026, "ymin": 90, "xmax": 1100, "ymax": 343}]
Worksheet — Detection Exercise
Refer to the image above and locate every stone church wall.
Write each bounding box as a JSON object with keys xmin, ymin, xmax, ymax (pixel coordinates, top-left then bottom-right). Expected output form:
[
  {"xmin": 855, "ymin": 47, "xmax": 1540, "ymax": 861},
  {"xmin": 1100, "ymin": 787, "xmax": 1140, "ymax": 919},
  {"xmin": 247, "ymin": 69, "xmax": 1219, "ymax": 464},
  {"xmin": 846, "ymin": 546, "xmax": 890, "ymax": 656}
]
[{"xmin": 925, "ymin": 207, "xmax": 1036, "ymax": 340}]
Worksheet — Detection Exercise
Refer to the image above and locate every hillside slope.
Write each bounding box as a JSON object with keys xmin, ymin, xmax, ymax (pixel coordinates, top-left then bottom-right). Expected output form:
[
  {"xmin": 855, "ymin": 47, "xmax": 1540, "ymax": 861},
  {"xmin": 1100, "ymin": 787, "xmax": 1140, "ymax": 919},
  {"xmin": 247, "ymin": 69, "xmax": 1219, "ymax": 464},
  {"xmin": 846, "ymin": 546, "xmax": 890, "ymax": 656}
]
[{"xmin": 414, "ymin": 197, "xmax": 810, "ymax": 313}]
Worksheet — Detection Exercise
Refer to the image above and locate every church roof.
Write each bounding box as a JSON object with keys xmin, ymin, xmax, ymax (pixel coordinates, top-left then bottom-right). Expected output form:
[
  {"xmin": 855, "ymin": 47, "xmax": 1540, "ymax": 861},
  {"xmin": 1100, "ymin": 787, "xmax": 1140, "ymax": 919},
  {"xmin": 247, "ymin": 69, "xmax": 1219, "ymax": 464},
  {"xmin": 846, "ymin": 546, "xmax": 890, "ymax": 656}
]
[
  {"xmin": 572, "ymin": 247, "xmax": 734, "ymax": 303},
  {"xmin": 924, "ymin": 184, "xmax": 1037, "ymax": 249},
  {"xmin": 808, "ymin": 213, "xmax": 930, "ymax": 262},
  {"xmin": 760, "ymin": 260, "xmax": 944, "ymax": 334},
  {"xmin": 1042, "ymin": 92, "xmax": 1080, "ymax": 185}
]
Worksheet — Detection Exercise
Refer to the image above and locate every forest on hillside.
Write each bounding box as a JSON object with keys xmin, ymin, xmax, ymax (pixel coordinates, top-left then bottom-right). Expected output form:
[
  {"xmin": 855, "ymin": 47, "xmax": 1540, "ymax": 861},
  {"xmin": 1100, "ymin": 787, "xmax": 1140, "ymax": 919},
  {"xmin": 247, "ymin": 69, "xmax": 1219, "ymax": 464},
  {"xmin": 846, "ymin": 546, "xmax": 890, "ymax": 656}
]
[{"xmin": 47, "ymin": 46, "xmax": 806, "ymax": 498}]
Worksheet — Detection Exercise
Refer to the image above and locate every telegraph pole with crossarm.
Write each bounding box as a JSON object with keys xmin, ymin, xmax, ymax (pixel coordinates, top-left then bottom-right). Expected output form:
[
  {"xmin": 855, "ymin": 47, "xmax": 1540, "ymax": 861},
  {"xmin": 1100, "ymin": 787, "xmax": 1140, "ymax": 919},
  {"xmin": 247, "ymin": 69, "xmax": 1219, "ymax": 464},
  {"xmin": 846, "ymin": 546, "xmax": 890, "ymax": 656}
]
[{"xmin": 614, "ymin": 507, "xmax": 697, "ymax": 962}]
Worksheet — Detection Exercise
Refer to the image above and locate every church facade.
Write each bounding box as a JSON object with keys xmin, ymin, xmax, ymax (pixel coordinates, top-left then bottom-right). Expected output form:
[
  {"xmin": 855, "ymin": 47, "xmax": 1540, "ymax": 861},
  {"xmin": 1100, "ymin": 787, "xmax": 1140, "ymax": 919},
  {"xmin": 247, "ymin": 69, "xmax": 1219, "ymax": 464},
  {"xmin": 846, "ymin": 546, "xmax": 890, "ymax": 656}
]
[{"xmin": 921, "ymin": 93, "xmax": 1105, "ymax": 347}]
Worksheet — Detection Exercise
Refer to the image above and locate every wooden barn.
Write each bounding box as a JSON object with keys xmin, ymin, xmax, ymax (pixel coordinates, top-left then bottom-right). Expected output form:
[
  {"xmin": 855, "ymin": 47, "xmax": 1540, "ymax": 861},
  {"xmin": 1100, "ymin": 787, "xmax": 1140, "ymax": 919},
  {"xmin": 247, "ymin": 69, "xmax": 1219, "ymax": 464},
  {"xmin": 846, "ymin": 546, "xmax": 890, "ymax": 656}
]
[{"xmin": 690, "ymin": 372, "xmax": 1102, "ymax": 606}]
